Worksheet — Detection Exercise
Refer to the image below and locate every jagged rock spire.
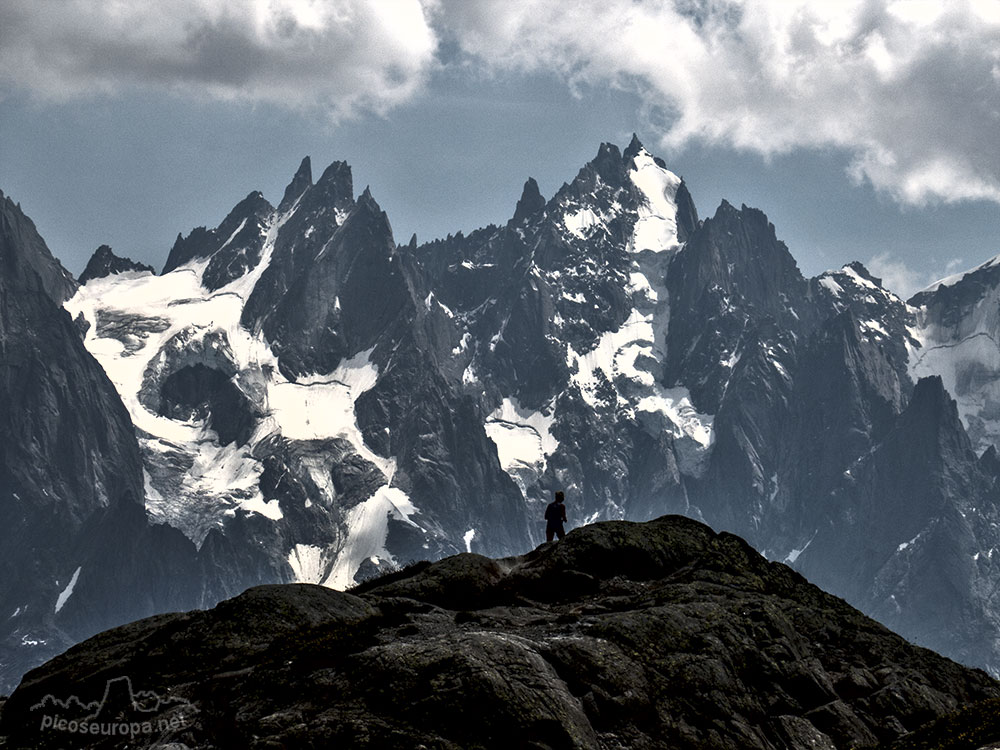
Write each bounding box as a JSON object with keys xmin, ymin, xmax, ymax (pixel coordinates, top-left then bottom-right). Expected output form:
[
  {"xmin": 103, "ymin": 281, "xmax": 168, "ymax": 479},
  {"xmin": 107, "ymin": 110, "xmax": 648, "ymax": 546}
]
[
  {"xmin": 511, "ymin": 177, "xmax": 545, "ymax": 224},
  {"xmin": 279, "ymin": 156, "xmax": 313, "ymax": 213},
  {"xmin": 623, "ymin": 132, "xmax": 645, "ymax": 160},
  {"xmin": 78, "ymin": 245, "xmax": 154, "ymax": 284},
  {"xmin": 0, "ymin": 191, "xmax": 78, "ymax": 302}
]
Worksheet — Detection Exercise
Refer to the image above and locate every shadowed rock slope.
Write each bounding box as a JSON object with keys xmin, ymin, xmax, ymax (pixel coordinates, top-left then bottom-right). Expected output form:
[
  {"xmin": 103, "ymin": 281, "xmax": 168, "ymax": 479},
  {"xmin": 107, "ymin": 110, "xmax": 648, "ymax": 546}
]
[
  {"xmin": 1, "ymin": 516, "xmax": 997, "ymax": 750},
  {"xmin": 0, "ymin": 192, "xmax": 199, "ymax": 693}
]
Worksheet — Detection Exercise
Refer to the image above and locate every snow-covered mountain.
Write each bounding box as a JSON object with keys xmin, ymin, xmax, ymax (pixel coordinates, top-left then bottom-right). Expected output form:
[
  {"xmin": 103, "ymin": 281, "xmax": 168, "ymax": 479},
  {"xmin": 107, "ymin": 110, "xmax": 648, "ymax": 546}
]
[
  {"xmin": 4, "ymin": 137, "xmax": 1000, "ymax": 691},
  {"xmin": 909, "ymin": 257, "xmax": 1000, "ymax": 453}
]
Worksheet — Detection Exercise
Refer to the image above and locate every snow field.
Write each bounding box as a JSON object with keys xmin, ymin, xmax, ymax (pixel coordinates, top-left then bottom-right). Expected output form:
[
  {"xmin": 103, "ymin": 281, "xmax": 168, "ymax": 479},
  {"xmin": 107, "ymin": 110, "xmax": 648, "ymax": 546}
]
[
  {"xmin": 68, "ymin": 202, "xmax": 419, "ymax": 589},
  {"xmin": 485, "ymin": 398, "xmax": 559, "ymax": 495},
  {"xmin": 629, "ymin": 148, "xmax": 682, "ymax": 254}
]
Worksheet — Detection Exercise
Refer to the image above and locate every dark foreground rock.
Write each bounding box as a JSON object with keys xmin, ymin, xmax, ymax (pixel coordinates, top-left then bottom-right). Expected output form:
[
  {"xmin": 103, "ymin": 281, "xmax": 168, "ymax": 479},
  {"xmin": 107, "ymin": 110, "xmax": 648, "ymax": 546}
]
[
  {"xmin": 876, "ymin": 694, "xmax": 1000, "ymax": 749},
  {"xmin": 1, "ymin": 516, "xmax": 997, "ymax": 750}
]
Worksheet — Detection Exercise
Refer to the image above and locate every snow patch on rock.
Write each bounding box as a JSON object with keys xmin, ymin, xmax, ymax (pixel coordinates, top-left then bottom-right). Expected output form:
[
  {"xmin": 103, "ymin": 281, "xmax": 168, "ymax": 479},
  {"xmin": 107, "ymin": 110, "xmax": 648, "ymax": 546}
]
[
  {"xmin": 288, "ymin": 544, "xmax": 329, "ymax": 584},
  {"xmin": 485, "ymin": 398, "xmax": 558, "ymax": 495},
  {"xmin": 568, "ymin": 305, "xmax": 714, "ymax": 473},
  {"xmin": 629, "ymin": 148, "xmax": 682, "ymax": 253},
  {"xmin": 324, "ymin": 486, "xmax": 420, "ymax": 590},
  {"xmin": 65, "ymin": 201, "xmax": 397, "ymax": 560},
  {"xmin": 54, "ymin": 567, "xmax": 81, "ymax": 614},
  {"xmin": 268, "ymin": 347, "xmax": 391, "ymax": 478},
  {"xmin": 818, "ymin": 275, "xmax": 845, "ymax": 298},
  {"xmin": 563, "ymin": 207, "xmax": 605, "ymax": 239},
  {"xmin": 923, "ymin": 254, "xmax": 1000, "ymax": 294},
  {"xmin": 909, "ymin": 281, "xmax": 1000, "ymax": 453}
]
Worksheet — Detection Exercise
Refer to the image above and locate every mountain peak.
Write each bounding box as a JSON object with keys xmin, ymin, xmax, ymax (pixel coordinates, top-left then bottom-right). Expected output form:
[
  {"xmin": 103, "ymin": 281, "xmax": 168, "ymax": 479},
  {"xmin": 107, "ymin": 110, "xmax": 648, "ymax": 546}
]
[
  {"xmin": 78, "ymin": 245, "xmax": 154, "ymax": 284},
  {"xmin": 359, "ymin": 184, "xmax": 376, "ymax": 206},
  {"xmin": 231, "ymin": 190, "xmax": 273, "ymax": 219},
  {"xmin": 161, "ymin": 188, "xmax": 272, "ymax": 278},
  {"xmin": 312, "ymin": 160, "xmax": 354, "ymax": 211},
  {"xmin": 590, "ymin": 141, "xmax": 624, "ymax": 183},
  {"xmin": 94, "ymin": 243, "xmax": 113, "ymax": 257},
  {"xmin": 318, "ymin": 160, "xmax": 351, "ymax": 187},
  {"xmin": 279, "ymin": 156, "xmax": 313, "ymax": 213},
  {"xmin": 355, "ymin": 185, "xmax": 389, "ymax": 227},
  {"xmin": 623, "ymin": 132, "xmax": 645, "ymax": 160},
  {"xmin": 511, "ymin": 177, "xmax": 545, "ymax": 225},
  {"xmin": 844, "ymin": 260, "xmax": 883, "ymax": 288},
  {"xmin": 0, "ymin": 190, "xmax": 78, "ymax": 302},
  {"xmin": 908, "ymin": 374, "xmax": 951, "ymax": 418}
]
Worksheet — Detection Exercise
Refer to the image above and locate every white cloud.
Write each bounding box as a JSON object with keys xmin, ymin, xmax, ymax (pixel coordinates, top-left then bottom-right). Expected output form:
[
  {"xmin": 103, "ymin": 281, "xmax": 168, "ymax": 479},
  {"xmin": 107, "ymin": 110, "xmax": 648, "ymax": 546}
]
[
  {"xmin": 945, "ymin": 257, "xmax": 966, "ymax": 275},
  {"xmin": 433, "ymin": 0, "xmax": 1000, "ymax": 208},
  {"xmin": 4, "ymin": 1, "xmax": 1000, "ymax": 210},
  {"xmin": 867, "ymin": 251, "xmax": 939, "ymax": 298},
  {"xmin": 0, "ymin": 0, "xmax": 436, "ymax": 119}
]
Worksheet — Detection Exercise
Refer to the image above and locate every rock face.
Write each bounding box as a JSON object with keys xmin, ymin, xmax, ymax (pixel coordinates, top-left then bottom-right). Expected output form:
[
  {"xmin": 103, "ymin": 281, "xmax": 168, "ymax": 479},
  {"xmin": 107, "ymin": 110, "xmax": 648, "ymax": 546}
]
[
  {"xmin": 77, "ymin": 246, "xmax": 154, "ymax": 284},
  {"xmin": 1, "ymin": 516, "xmax": 997, "ymax": 750},
  {"xmin": 6, "ymin": 136, "xmax": 1000, "ymax": 692},
  {"xmin": 64, "ymin": 153, "xmax": 531, "ymax": 607},
  {"xmin": 909, "ymin": 257, "xmax": 1000, "ymax": 454},
  {"xmin": 0, "ymin": 194, "xmax": 198, "ymax": 693},
  {"xmin": 161, "ymin": 190, "xmax": 272, "ymax": 291},
  {"xmin": 882, "ymin": 694, "xmax": 1000, "ymax": 749},
  {"xmin": 0, "ymin": 191, "xmax": 77, "ymax": 303}
]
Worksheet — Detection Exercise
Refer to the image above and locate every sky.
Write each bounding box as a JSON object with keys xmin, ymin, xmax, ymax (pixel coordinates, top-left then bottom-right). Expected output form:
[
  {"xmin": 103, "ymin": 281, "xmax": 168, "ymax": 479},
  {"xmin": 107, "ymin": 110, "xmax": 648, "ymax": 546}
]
[{"xmin": 1, "ymin": 0, "xmax": 999, "ymax": 298}]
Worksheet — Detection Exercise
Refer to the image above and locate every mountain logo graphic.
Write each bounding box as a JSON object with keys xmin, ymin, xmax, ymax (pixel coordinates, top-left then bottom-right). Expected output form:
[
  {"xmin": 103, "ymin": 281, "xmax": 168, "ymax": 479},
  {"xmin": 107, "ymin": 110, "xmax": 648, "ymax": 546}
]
[{"xmin": 31, "ymin": 675, "xmax": 194, "ymax": 740}]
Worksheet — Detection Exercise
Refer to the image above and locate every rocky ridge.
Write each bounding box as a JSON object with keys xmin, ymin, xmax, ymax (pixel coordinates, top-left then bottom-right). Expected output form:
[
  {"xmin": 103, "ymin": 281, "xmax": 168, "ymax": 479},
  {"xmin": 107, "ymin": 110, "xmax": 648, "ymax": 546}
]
[
  {"xmin": 77, "ymin": 246, "xmax": 154, "ymax": 285},
  {"xmin": 1, "ymin": 515, "xmax": 997, "ymax": 750}
]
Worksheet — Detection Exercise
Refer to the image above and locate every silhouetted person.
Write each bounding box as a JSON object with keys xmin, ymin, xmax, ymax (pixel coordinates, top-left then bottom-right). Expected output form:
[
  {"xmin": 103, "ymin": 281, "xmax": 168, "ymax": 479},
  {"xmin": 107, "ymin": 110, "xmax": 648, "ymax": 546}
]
[{"xmin": 545, "ymin": 491, "xmax": 567, "ymax": 542}]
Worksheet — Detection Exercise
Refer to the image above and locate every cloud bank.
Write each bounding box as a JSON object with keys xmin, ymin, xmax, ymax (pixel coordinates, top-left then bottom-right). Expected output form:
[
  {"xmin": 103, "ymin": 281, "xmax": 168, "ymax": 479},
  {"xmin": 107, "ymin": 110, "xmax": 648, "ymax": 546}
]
[
  {"xmin": 0, "ymin": 0, "xmax": 436, "ymax": 119},
  {"xmin": 3, "ymin": 0, "xmax": 999, "ymax": 207},
  {"xmin": 434, "ymin": 0, "xmax": 1000, "ymax": 207}
]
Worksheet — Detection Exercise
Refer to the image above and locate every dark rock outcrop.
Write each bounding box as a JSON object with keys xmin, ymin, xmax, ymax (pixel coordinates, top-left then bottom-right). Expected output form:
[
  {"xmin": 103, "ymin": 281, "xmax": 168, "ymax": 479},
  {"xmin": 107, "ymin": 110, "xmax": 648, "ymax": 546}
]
[
  {"xmin": 161, "ymin": 191, "xmax": 272, "ymax": 289},
  {"xmin": 1, "ymin": 516, "xmax": 996, "ymax": 750},
  {"xmin": 157, "ymin": 364, "xmax": 257, "ymax": 447},
  {"xmin": 663, "ymin": 199, "xmax": 807, "ymax": 411},
  {"xmin": 257, "ymin": 186, "xmax": 409, "ymax": 378},
  {"xmin": 0, "ymin": 191, "xmax": 76, "ymax": 303},
  {"xmin": 77, "ymin": 245, "xmax": 154, "ymax": 284},
  {"xmin": 881, "ymin": 695, "xmax": 1000, "ymax": 749},
  {"xmin": 278, "ymin": 156, "xmax": 313, "ymax": 213},
  {"xmin": 511, "ymin": 177, "xmax": 546, "ymax": 225},
  {"xmin": 241, "ymin": 161, "xmax": 359, "ymax": 369}
]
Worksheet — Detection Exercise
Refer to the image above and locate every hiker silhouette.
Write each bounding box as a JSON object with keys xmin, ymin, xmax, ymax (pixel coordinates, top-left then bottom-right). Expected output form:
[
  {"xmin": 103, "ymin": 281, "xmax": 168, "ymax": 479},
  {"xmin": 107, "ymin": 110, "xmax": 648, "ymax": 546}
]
[{"xmin": 544, "ymin": 491, "xmax": 567, "ymax": 542}]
